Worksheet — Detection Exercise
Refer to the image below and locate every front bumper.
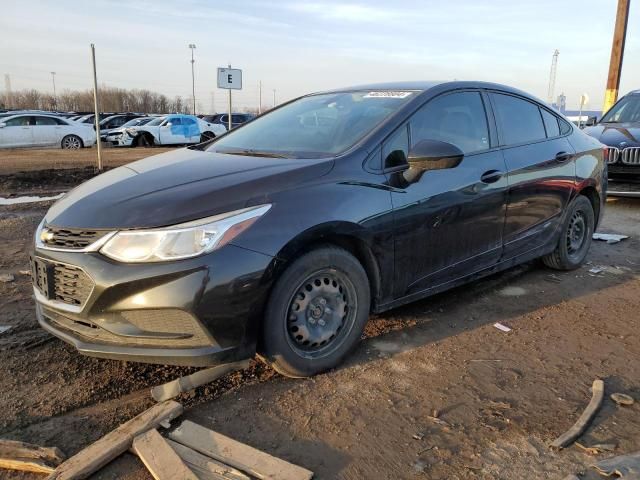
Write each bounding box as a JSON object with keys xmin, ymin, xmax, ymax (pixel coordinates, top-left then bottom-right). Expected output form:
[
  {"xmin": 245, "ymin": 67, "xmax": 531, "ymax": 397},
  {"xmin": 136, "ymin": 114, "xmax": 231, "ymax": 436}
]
[{"xmin": 32, "ymin": 244, "xmax": 275, "ymax": 366}]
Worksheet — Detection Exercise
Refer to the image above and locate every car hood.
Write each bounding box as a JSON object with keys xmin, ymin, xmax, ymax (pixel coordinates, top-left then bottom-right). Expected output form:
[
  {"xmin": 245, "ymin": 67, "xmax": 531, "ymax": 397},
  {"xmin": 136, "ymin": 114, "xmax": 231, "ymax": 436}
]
[
  {"xmin": 583, "ymin": 123, "xmax": 640, "ymax": 148},
  {"xmin": 45, "ymin": 148, "xmax": 334, "ymax": 229}
]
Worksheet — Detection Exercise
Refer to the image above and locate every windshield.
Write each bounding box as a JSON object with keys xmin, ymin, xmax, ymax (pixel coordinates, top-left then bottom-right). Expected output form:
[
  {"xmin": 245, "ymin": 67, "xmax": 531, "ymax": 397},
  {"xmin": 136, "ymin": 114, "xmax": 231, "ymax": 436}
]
[
  {"xmin": 145, "ymin": 117, "xmax": 165, "ymax": 126},
  {"xmin": 122, "ymin": 117, "xmax": 148, "ymax": 127},
  {"xmin": 601, "ymin": 95, "xmax": 640, "ymax": 123},
  {"xmin": 207, "ymin": 90, "xmax": 416, "ymax": 158}
]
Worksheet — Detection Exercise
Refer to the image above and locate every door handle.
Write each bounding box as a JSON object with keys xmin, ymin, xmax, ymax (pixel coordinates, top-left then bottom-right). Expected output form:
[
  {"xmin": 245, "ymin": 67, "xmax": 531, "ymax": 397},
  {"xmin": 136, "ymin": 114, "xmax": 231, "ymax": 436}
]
[
  {"xmin": 480, "ymin": 170, "xmax": 504, "ymax": 184},
  {"xmin": 555, "ymin": 151, "xmax": 572, "ymax": 162}
]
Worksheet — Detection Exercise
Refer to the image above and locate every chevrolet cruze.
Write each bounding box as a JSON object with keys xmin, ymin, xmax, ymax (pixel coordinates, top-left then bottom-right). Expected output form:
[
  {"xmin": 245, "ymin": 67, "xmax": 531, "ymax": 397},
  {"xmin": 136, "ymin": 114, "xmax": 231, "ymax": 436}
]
[{"xmin": 32, "ymin": 81, "xmax": 606, "ymax": 377}]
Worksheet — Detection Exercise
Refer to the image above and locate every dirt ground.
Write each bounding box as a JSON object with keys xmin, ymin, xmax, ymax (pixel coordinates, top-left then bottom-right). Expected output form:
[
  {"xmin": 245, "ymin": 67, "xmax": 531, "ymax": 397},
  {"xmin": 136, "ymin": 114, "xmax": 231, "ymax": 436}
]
[
  {"xmin": 0, "ymin": 147, "xmax": 174, "ymax": 175},
  {"xmin": 0, "ymin": 168, "xmax": 639, "ymax": 479}
]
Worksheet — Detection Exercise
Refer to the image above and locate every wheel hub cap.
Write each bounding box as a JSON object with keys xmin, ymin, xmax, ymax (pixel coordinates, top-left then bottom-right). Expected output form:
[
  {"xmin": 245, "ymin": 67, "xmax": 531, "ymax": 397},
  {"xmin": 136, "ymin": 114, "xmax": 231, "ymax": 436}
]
[
  {"xmin": 567, "ymin": 211, "xmax": 586, "ymax": 254},
  {"xmin": 287, "ymin": 273, "xmax": 350, "ymax": 351}
]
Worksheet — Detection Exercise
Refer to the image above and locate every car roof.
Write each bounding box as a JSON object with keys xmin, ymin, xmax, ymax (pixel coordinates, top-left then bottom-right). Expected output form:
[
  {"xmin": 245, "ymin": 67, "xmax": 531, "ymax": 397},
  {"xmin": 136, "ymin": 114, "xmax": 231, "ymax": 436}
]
[{"xmin": 319, "ymin": 80, "xmax": 543, "ymax": 103}]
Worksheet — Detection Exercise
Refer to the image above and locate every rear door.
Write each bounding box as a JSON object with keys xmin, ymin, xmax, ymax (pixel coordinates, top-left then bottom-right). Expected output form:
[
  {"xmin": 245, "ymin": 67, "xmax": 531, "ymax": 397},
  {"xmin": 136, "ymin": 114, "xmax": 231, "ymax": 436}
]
[
  {"xmin": 32, "ymin": 116, "xmax": 61, "ymax": 146},
  {"xmin": 490, "ymin": 92, "xmax": 576, "ymax": 259},
  {"xmin": 0, "ymin": 116, "xmax": 34, "ymax": 147},
  {"xmin": 390, "ymin": 90, "xmax": 509, "ymax": 296}
]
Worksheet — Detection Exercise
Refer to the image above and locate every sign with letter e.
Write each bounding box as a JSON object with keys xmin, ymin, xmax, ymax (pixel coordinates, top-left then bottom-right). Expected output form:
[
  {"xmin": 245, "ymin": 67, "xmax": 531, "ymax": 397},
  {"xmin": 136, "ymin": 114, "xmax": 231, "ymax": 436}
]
[{"xmin": 217, "ymin": 68, "xmax": 242, "ymax": 90}]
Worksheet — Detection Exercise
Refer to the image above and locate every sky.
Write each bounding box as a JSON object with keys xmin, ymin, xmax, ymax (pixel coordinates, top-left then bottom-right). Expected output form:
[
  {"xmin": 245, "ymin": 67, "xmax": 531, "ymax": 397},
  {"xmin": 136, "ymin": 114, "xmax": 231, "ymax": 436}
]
[{"xmin": 1, "ymin": 0, "xmax": 638, "ymax": 112}]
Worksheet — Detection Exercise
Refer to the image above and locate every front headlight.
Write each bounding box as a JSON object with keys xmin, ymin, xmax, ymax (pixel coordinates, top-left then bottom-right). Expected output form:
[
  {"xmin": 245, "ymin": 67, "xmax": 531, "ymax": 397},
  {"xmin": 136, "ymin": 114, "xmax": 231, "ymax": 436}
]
[{"xmin": 100, "ymin": 204, "xmax": 271, "ymax": 263}]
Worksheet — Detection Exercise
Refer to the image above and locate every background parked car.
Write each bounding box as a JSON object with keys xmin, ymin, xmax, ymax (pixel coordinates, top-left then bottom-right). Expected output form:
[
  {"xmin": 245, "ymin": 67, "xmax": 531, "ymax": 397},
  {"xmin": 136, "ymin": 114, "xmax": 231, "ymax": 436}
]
[
  {"xmin": 583, "ymin": 89, "xmax": 640, "ymax": 196},
  {"xmin": 0, "ymin": 114, "xmax": 96, "ymax": 149},
  {"xmin": 201, "ymin": 113, "xmax": 255, "ymax": 130},
  {"xmin": 121, "ymin": 114, "xmax": 226, "ymax": 147},
  {"xmin": 102, "ymin": 116, "xmax": 154, "ymax": 143}
]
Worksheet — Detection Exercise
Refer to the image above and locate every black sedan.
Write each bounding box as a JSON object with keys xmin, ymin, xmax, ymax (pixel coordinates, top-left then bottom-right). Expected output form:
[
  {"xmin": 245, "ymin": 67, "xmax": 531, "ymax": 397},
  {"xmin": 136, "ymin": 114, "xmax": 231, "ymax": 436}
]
[
  {"xmin": 31, "ymin": 81, "xmax": 605, "ymax": 377},
  {"xmin": 583, "ymin": 89, "xmax": 640, "ymax": 197}
]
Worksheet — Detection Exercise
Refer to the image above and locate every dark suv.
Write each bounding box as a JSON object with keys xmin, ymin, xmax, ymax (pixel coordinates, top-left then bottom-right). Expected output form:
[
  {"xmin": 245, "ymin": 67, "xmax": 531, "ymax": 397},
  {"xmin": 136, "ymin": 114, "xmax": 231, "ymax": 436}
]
[
  {"xmin": 202, "ymin": 113, "xmax": 255, "ymax": 130},
  {"xmin": 32, "ymin": 81, "xmax": 605, "ymax": 377},
  {"xmin": 583, "ymin": 90, "xmax": 640, "ymax": 196}
]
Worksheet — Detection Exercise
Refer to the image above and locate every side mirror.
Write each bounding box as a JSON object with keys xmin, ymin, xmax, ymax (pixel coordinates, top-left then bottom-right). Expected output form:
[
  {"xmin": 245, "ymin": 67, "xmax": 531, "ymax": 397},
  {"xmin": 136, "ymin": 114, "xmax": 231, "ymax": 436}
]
[
  {"xmin": 404, "ymin": 140, "xmax": 464, "ymax": 184},
  {"xmin": 164, "ymin": 122, "xmax": 172, "ymax": 127}
]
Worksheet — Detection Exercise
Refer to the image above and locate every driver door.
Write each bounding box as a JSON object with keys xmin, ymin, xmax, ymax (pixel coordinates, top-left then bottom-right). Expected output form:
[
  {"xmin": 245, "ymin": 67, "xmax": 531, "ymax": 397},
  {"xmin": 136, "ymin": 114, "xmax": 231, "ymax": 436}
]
[
  {"xmin": 158, "ymin": 117, "xmax": 183, "ymax": 144},
  {"xmin": 389, "ymin": 91, "xmax": 508, "ymax": 297}
]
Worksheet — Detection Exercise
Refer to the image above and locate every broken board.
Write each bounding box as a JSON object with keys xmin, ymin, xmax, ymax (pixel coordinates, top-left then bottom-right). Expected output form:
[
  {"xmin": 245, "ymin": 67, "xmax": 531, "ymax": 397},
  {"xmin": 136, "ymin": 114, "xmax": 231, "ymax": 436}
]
[
  {"xmin": 167, "ymin": 439, "xmax": 250, "ymax": 480},
  {"xmin": 169, "ymin": 420, "xmax": 313, "ymax": 480},
  {"xmin": 132, "ymin": 429, "xmax": 198, "ymax": 480},
  {"xmin": 0, "ymin": 439, "xmax": 65, "ymax": 474}
]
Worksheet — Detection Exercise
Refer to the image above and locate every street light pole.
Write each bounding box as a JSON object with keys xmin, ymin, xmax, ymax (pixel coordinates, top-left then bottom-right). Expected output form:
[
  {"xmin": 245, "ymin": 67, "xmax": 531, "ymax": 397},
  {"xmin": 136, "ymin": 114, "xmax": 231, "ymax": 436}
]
[
  {"xmin": 273, "ymin": 89, "xmax": 276, "ymax": 108},
  {"xmin": 258, "ymin": 81, "xmax": 262, "ymax": 114},
  {"xmin": 50, "ymin": 72, "xmax": 57, "ymax": 110},
  {"xmin": 188, "ymin": 44, "xmax": 196, "ymax": 115}
]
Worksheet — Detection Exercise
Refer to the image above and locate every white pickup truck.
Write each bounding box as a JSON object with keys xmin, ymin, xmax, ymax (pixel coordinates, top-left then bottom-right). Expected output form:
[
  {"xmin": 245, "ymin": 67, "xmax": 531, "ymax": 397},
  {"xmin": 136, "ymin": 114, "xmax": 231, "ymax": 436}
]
[{"xmin": 105, "ymin": 114, "xmax": 226, "ymax": 147}]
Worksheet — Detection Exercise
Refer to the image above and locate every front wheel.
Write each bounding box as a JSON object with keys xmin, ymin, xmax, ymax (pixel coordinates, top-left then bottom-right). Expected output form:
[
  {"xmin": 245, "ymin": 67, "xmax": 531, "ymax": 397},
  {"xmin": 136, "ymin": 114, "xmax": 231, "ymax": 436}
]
[
  {"xmin": 259, "ymin": 246, "xmax": 370, "ymax": 378},
  {"xmin": 543, "ymin": 195, "xmax": 594, "ymax": 270},
  {"xmin": 61, "ymin": 135, "xmax": 83, "ymax": 149}
]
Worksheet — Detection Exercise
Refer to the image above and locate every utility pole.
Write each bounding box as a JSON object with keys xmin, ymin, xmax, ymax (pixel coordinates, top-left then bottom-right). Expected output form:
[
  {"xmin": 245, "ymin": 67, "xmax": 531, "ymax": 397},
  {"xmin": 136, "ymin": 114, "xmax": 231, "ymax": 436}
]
[
  {"xmin": 227, "ymin": 64, "xmax": 233, "ymax": 131},
  {"xmin": 3, "ymin": 74, "xmax": 11, "ymax": 109},
  {"xmin": 50, "ymin": 72, "xmax": 57, "ymax": 110},
  {"xmin": 258, "ymin": 81, "xmax": 262, "ymax": 114},
  {"xmin": 547, "ymin": 49, "xmax": 559, "ymax": 105},
  {"xmin": 272, "ymin": 89, "xmax": 276, "ymax": 108},
  {"xmin": 210, "ymin": 91, "xmax": 215, "ymax": 114},
  {"xmin": 603, "ymin": 0, "xmax": 631, "ymax": 113},
  {"xmin": 90, "ymin": 44, "xmax": 102, "ymax": 171},
  {"xmin": 189, "ymin": 44, "xmax": 196, "ymax": 115}
]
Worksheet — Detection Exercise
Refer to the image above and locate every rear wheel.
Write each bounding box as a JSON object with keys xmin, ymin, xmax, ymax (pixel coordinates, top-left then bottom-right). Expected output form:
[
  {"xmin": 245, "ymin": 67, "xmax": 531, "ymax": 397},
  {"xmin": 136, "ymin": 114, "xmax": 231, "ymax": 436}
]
[
  {"xmin": 61, "ymin": 135, "xmax": 83, "ymax": 149},
  {"xmin": 259, "ymin": 246, "xmax": 370, "ymax": 378},
  {"xmin": 543, "ymin": 195, "xmax": 594, "ymax": 270},
  {"xmin": 200, "ymin": 131, "xmax": 216, "ymax": 142}
]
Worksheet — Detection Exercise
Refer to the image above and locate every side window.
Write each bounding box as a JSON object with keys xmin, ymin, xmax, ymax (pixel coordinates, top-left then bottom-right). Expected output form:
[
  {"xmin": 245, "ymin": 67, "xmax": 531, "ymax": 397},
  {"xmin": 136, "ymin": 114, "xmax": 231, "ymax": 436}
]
[
  {"xmin": 5, "ymin": 116, "xmax": 30, "ymax": 127},
  {"xmin": 410, "ymin": 92, "xmax": 490, "ymax": 154},
  {"xmin": 231, "ymin": 115, "xmax": 244, "ymax": 123},
  {"xmin": 54, "ymin": 118, "xmax": 68, "ymax": 125},
  {"xmin": 182, "ymin": 118, "xmax": 196, "ymax": 126},
  {"xmin": 541, "ymin": 109, "xmax": 560, "ymax": 137},
  {"xmin": 491, "ymin": 93, "xmax": 546, "ymax": 145},
  {"xmin": 382, "ymin": 124, "xmax": 409, "ymax": 169},
  {"xmin": 168, "ymin": 117, "xmax": 181, "ymax": 126},
  {"xmin": 34, "ymin": 116, "xmax": 57, "ymax": 126}
]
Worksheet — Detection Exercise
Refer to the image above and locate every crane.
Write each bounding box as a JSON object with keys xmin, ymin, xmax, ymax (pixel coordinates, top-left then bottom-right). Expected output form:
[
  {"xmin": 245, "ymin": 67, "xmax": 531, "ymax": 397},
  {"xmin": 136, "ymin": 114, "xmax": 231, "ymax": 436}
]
[{"xmin": 547, "ymin": 49, "xmax": 559, "ymax": 105}]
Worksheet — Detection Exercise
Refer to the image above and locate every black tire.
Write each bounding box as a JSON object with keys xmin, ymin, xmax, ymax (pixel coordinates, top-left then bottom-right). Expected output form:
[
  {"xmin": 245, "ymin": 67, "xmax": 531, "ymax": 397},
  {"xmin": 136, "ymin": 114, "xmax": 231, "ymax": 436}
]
[
  {"xmin": 200, "ymin": 131, "xmax": 215, "ymax": 142},
  {"xmin": 259, "ymin": 246, "xmax": 370, "ymax": 378},
  {"xmin": 61, "ymin": 135, "xmax": 83, "ymax": 149},
  {"xmin": 543, "ymin": 195, "xmax": 594, "ymax": 270},
  {"xmin": 134, "ymin": 133, "xmax": 154, "ymax": 147}
]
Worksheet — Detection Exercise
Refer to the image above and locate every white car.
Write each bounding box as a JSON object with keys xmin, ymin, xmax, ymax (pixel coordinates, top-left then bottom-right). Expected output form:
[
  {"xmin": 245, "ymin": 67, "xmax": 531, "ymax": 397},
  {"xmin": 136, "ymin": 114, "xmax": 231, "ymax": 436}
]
[
  {"xmin": 0, "ymin": 114, "xmax": 96, "ymax": 149},
  {"xmin": 111, "ymin": 114, "xmax": 226, "ymax": 147}
]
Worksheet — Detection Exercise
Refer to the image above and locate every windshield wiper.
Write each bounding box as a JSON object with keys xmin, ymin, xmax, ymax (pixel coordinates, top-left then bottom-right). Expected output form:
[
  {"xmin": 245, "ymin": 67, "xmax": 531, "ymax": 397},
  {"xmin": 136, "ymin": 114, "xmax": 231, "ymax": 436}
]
[{"xmin": 218, "ymin": 149, "xmax": 290, "ymax": 159}]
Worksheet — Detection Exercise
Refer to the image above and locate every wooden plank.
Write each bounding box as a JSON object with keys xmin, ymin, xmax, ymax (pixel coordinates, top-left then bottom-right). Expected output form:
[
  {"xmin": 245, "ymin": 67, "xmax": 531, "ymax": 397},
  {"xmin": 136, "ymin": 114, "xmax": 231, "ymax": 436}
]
[
  {"xmin": 132, "ymin": 429, "xmax": 198, "ymax": 480},
  {"xmin": 167, "ymin": 439, "xmax": 250, "ymax": 480},
  {"xmin": 0, "ymin": 439, "xmax": 65, "ymax": 474},
  {"xmin": 47, "ymin": 400, "xmax": 183, "ymax": 480},
  {"xmin": 169, "ymin": 420, "xmax": 313, "ymax": 480},
  {"xmin": 550, "ymin": 379, "xmax": 605, "ymax": 450},
  {"xmin": 151, "ymin": 360, "xmax": 251, "ymax": 402}
]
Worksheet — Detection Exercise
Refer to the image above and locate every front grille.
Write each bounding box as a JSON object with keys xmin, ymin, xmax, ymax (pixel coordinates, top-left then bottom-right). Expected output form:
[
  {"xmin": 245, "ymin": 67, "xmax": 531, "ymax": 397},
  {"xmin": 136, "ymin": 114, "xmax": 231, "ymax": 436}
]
[
  {"xmin": 31, "ymin": 257, "xmax": 94, "ymax": 308},
  {"xmin": 621, "ymin": 147, "xmax": 640, "ymax": 165},
  {"xmin": 42, "ymin": 226, "xmax": 109, "ymax": 250},
  {"xmin": 607, "ymin": 147, "xmax": 620, "ymax": 164}
]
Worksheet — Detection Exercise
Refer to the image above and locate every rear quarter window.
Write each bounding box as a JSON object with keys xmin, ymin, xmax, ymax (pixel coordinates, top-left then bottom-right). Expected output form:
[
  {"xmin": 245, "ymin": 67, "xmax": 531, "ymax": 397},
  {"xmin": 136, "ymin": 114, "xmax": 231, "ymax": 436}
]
[{"xmin": 541, "ymin": 109, "xmax": 560, "ymax": 137}]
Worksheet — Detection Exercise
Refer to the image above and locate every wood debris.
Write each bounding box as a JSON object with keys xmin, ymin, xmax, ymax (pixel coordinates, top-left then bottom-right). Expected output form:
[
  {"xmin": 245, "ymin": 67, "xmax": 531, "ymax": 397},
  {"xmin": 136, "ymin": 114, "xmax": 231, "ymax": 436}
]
[
  {"xmin": 46, "ymin": 400, "xmax": 183, "ymax": 479},
  {"xmin": 0, "ymin": 439, "xmax": 65, "ymax": 474},
  {"xmin": 549, "ymin": 379, "xmax": 605, "ymax": 450},
  {"xmin": 575, "ymin": 441, "xmax": 616, "ymax": 455},
  {"xmin": 169, "ymin": 420, "xmax": 314, "ymax": 480}
]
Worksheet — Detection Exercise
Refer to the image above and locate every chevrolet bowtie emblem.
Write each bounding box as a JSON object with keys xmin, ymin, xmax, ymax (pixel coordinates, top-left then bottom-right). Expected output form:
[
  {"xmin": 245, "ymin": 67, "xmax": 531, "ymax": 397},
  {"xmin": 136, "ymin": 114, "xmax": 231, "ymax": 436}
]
[{"xmin": 40, "ymin": 228, "xmax": 54, "ymax": 243}]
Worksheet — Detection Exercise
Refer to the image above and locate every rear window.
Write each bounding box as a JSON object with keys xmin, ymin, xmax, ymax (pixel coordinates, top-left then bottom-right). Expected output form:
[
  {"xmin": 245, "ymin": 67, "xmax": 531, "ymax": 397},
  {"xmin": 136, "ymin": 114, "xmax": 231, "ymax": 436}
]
[{"xmin": 492, "ymin": 93, "xmax": 546, "ymax": 145}]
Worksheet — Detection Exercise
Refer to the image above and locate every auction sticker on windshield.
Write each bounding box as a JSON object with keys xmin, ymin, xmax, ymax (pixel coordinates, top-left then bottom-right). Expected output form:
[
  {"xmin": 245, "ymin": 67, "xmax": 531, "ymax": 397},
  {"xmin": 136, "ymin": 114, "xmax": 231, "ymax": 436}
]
[{"xmin": 364, "ymin": 91, "xmax": 414, "ymax": 98}]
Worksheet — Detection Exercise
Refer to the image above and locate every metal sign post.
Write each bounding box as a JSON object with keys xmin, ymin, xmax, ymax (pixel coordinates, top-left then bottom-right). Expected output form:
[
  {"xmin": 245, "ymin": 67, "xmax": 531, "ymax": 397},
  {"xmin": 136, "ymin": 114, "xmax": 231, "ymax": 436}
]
[{"xmin": 217, "ymin": 66, "xmax": 242, "ymax": 131}]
